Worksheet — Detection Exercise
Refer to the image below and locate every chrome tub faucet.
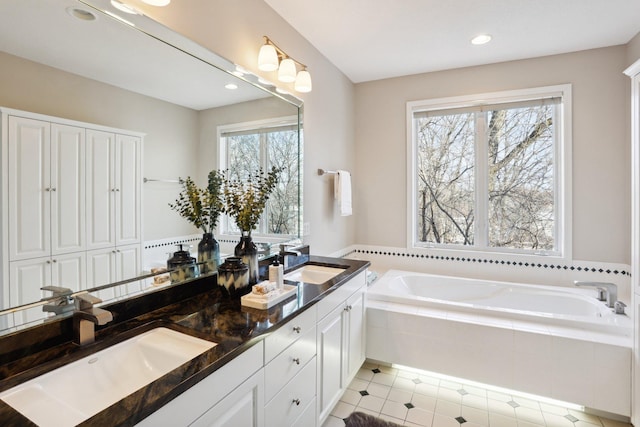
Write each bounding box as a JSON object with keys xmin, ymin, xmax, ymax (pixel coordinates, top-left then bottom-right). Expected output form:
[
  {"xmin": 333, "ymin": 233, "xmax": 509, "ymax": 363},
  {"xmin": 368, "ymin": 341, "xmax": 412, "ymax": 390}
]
[
  {"xmin": 574, "ymin": 281, "xmax": 617, "ymax": 308},
  {"xmin": 73, "ymin": 293, "xmax": 113, "ymax": 346}
]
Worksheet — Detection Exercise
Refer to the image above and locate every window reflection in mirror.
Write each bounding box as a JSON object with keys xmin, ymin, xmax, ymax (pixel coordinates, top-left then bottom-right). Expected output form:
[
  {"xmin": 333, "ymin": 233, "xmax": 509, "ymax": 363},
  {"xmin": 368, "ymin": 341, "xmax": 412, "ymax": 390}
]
[{"xmin": 219, "ymin": 117, "xmax": 302, "ymax": 237}]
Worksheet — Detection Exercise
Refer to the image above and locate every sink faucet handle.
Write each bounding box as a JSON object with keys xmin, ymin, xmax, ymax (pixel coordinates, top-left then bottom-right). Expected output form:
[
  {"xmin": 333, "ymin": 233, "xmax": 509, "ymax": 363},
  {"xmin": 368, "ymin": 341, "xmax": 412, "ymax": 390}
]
[
  {"xmin": 41, "ymin": 286, "xmax": 73, "ymax": 297},
  {"xmin": 614, "ymin": 301, "xmax": 626, "ymax": 315},
  {"xmin": 75, "ymin": 293, "xmax": 102, "ymax": 310}
]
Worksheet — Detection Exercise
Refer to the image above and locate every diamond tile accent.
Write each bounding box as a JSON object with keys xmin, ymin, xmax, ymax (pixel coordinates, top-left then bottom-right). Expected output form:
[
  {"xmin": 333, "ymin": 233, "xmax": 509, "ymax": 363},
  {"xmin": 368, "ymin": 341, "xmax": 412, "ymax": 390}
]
[
  {"xmin": 455, "ymin": 416, "xmax": 467, "ymax": 424},
  {"xmin": 565, "ymin": 414, "xmax": 579, "ymax": 422},
  {"xmin": 359, "ymin": 390, "xmax": 369, "ymax": 396},
  {"xmin": 507, "ymin": 400, "xmax": 520, "ymax": 408},
  {"xmin": 457, "ymin": 389, "xmax": 469, "ymax": 396},
  {"xmin": 412, "ymin": 378, "xmax": 422, "ymax": 384},
  {"xmin": 372, "ymin": 368, "xmax": 381, "ymax": 374},
  {"xmin": 404, "ymin": 402, "xmax": 415, "ymax": 409}
]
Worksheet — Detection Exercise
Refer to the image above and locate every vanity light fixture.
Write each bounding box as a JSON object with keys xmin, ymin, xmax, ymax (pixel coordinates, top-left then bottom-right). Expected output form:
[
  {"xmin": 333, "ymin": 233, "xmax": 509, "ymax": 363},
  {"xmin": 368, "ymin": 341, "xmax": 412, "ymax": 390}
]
[
  {"xmin": 471, "ymin": 33, "xmax": 492, "ymax": 45},
  {"xmin": 141, "ymin": 0, "xmax": 171, "ymax": 6},
  {"xmin": 110, "ymin": 0, "xmax": 138, "ymax": 14},
  {"xmin": 257, "ymin": 36, "xmax": 312, "ymax": 93}
]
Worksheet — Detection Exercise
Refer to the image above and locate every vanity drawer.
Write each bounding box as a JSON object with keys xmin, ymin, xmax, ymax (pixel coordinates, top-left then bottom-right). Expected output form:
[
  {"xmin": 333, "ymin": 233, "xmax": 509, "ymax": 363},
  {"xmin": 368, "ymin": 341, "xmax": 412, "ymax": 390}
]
[
  {"xmin": 264, "ymin": 306, "xmax": 316, "ymax": 363},
  {"xmin": 265, "ymin": 325, "xmax": 316, "ymax": 401},
  {"xmin": 265, "ymin": 356, "xmax": 316, "ymax": 427}
]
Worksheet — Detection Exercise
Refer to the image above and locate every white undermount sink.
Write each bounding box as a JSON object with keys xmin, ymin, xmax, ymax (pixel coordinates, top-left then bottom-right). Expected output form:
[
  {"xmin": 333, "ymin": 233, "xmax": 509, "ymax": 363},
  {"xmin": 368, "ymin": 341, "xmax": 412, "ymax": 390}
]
[
  {"xmin": 0, "ymin": 327, "xmax": 215, "ymax": 427},
  {"xmin": 284, "ymin": 264, "xmax": 347, "ymax": 284}
]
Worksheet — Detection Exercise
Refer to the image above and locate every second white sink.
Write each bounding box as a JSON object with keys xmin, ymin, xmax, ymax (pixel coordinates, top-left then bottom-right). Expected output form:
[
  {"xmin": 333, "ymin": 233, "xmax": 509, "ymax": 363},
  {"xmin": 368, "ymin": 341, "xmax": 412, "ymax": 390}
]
[
  {"xmin": 0, "ymin": 327, "xmax": 215, "ymax": 427},
  {"xmin": 284, "ymin": 264, "xmax": 346, "ymax": 284}
]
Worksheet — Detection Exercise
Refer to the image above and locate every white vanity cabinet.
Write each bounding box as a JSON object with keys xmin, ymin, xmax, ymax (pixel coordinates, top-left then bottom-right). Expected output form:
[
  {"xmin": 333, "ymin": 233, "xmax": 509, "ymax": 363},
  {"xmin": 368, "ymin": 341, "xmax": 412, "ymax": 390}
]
[
  {"xmin": 7, "ymin": 116, "xmax": 85, "ymax": 261},
  {"xmin": 136, "ymin": 343, "xmax": 265, "ymax": 427},
  {"xmin": 1, "ymin": 107, "xmax": 143, "ymax": 317},
  {"xmin": 9, "ymin": 252, "xmax": 86, "ymax": 325},
  {"xmin": 264, "ymin": 306, "xmax": 317, "ymax": 427},
  {"xmin": 86, "ymin": 129, "xmax": 142, "ymax": 250},
  {"xmin": 86, "ymin": 244, "xmax": 143, "ymax": 301},
  {"xmin": 316, "ymin": 271, "xmax": 367, "ymax": 424}
]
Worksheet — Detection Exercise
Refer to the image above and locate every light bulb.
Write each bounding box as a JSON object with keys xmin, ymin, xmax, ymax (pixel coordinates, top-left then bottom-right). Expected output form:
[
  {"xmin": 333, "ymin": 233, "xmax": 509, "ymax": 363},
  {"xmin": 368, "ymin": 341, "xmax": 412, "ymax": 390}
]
[
  {"xmin": 294, "ymin": 70, "xmax": 312, "ymax": 93},
  {"xmin": 141, "ymin": 0, "xmax": 170, "ymax": 6},
  {"xmin": 278, "ymin": 58, "xmax": 297, "ymax": 83},
  {"xmin": 258, "ymin": 44, "xmax": 279, "ymax": 72}
]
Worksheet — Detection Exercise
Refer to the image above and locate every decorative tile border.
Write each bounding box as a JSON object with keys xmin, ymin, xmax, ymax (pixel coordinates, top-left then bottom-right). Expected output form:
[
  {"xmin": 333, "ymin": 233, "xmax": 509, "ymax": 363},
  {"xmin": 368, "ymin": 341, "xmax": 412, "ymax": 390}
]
[{"xmin": 344, "ymin": 247, "xmax": 631, "ymax": 277}]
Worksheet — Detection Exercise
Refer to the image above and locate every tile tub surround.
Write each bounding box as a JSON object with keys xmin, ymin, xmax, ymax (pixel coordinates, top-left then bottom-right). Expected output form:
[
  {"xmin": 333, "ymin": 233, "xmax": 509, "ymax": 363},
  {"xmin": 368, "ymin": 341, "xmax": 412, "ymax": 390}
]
[
  {"xmin": 0, "ymin": 256, "xmax": 369, "ymax": 426},
  {"xmin": 366, "ymin": 299, "xmax": 632, "ymax": 418},
  {"xmin": 322, "ymin": 362, "xmax": 633, "ymax": 427}
]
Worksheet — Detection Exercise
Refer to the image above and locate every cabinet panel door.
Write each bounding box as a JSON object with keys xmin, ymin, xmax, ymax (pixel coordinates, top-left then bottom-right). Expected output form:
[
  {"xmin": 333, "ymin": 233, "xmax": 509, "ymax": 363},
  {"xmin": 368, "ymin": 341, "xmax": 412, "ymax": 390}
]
[
  {"xmin": 191, "ymin": 369, "xmax": 264, "ymax": 427},
  {"xmin": 86, "ymin": 248, "xmax": 118, "ymax": 302},
  {"xmin": 115, "ymin": 134, "xmax": 141, "ymax": 246},
  {"xmin": 51, "ymin": 124, "xmax": 85, "ymax": 255},
  {"xmin": 8, "ymin": 116, "xmax": 50, "ymax": 260},
  {"xmin": 116, "ymin": 244, "xmax": 142, "ymax": 295},
  {"xmin": 86, "ymin": 129, "xmax": 115, "ymax": 249},
  {"xmin": 9, "ymin": 258, "xmax": 50, "ymax": 325},
  {"xmin": 52, "ymin": 252, "xmax": 86, "ymax": 293},
  {"xmin": 344, "ymin": 288, "xmax": 366, "ymax": 387},
  {"xmin": 316, "ymin": 305, "xmax": 344, "ymax": 423}
]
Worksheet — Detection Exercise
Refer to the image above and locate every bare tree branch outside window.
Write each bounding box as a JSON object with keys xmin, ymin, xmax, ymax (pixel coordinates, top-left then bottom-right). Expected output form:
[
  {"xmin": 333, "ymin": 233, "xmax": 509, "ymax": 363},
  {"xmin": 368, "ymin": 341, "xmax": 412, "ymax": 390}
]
[
  {"xmin": 224, "ymin": 124, "xmax": 300, "ymax": 236},
  {"xmin": 415, "ymin": 101, "xmax": 556, "ymax": 252}
]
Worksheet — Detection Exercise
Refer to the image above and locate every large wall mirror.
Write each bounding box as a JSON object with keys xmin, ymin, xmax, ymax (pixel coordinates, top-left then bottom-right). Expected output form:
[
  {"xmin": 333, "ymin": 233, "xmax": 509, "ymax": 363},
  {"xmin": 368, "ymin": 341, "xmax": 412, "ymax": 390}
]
[{"xmin": 0, "ymin": 0, "xmax": 303, "ymax": 332}]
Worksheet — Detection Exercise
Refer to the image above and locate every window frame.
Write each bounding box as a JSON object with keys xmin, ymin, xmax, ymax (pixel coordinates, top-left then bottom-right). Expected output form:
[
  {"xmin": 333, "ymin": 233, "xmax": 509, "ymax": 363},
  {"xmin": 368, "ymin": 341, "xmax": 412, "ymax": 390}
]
[
  {"xmin": 217, "ymin": 115, "xmax": 300, "ymax": 238},
  {"xmin": 406, "ymin": 84, "xmax": 572, "ymax": 261}
]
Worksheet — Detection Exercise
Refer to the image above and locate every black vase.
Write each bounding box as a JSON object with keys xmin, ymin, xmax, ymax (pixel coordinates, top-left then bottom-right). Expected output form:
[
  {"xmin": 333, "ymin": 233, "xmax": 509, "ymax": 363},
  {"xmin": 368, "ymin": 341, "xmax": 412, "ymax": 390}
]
[
  {"xmin": 198, "ymin": 232, "xmax": 220, "ymax": 274},
  {"xmin": 234, "ymin": 230, "xmax": 258, "ymax": 285}
]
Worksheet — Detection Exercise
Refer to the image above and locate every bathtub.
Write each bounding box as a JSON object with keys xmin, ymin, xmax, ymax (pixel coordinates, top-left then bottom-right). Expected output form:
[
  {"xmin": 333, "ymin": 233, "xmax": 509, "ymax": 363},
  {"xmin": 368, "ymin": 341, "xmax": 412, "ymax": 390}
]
[
  {"xmin": 367, "ymin": 270, "xmax": 629, "ymax": 330},
  {"xmin": 365, "ymin": 270, "xmax": 632, "ymax": 417}
]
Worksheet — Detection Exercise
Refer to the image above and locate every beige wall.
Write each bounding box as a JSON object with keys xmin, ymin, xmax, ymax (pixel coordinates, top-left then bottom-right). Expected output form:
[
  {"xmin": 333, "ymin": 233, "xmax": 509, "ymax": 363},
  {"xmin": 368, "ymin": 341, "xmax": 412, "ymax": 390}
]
[
  {"xmin": 627, "ymin": 31, "xmax": 640, "ymax": 68},
  {"xmin": 354, "ymin": 46, "xmax": 631, "ymax": 264},
  {"xmin": 136, "ymin": 0, "xmax": 357, "ymax": 255},
  {"xmin": 0, "ymin": 50, "xmax": 199, "ymax": 240}
]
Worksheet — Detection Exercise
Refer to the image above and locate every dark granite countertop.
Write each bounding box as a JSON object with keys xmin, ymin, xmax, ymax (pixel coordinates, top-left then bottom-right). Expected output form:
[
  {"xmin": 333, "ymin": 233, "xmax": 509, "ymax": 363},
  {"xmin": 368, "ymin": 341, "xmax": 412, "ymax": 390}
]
[{"xmin": 0, "ymin": 256, "xmax": 369, "ymax": 426}]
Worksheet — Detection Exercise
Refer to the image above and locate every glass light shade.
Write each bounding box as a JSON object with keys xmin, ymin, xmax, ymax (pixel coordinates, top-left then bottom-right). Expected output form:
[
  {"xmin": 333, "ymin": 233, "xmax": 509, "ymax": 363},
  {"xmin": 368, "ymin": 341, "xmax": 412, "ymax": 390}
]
[
  {"xmin": 258, "ymin": 44, "xmax": 279, "ymax": 71},
  {"xmin": 141, "ymin": 0, "xmax": 171, "ymax": 6},
  {"xmin": 294, "ymin": 70, "xmax": 312, "ymax": 93},
  {"xmin": 278, "ymin": 58, "xmax": 297, "ymax": 83}
]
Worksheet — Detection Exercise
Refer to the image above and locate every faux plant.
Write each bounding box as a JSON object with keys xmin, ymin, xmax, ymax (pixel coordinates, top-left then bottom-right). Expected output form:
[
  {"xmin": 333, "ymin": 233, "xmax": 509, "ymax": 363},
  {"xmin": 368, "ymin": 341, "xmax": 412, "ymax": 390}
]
[
  {"xmin": 224, "ymin": 166, "xmax": 282, "ymax": 233},
  {"xmin": 169, "ymin": 170, "xmax": 225, "ymax": 234}
]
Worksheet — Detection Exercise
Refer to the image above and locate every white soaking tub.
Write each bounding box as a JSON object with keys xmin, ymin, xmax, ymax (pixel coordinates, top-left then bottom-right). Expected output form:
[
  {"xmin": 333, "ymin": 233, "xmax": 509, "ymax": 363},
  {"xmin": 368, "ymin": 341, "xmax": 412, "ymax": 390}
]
[{"xmin": 365, "ymin": 270, "xmax": 633, "ymax": 418}]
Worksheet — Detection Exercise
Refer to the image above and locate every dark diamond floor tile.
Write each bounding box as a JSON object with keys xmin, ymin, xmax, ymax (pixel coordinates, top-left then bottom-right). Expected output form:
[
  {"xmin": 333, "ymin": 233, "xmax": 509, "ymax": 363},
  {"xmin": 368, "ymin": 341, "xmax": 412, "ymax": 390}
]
[
  {"xmin": 372, "ymin": 368, "xmax": 381, "ymax": 374},
  {"xmin": 359, "ymin": 390, "xmax": 369, "ymax": 396},
  {"xmin": 455, "ymin": 416, "xmax": 467, "ymax": 424},
  {"xmin": 405, "ymin": 402, "xmax": 415, "ymax": 409}
]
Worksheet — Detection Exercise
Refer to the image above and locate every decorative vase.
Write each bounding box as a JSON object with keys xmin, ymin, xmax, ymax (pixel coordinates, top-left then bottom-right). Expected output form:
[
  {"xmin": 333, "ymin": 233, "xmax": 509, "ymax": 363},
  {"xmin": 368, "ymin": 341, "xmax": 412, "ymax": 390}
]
[
  {"xmin": 217, "ymin": 256, "xmax": 249, "ymax": 296},
  {"xmin": 198, "ymin": 232, "xmax": 220, "ymax": 274},
  {"xmin": 234, "ymin": 230, "xmax": 259, "ymax": 285}
]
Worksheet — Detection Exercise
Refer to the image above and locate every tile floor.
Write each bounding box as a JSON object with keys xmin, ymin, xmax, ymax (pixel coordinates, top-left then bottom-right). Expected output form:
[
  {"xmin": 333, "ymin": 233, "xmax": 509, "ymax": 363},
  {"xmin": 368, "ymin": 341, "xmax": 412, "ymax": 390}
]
[{"xmin": 322, "ymin": 361, "xmax": 633, "ymax": 427}]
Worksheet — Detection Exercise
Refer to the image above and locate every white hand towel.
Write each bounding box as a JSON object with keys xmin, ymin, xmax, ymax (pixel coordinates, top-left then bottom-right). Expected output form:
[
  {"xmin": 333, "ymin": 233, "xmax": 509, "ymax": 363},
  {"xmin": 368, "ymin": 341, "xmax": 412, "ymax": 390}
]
[{"xmin": 334, "ymin": 170, "xmax": 352, "ymax": 216}]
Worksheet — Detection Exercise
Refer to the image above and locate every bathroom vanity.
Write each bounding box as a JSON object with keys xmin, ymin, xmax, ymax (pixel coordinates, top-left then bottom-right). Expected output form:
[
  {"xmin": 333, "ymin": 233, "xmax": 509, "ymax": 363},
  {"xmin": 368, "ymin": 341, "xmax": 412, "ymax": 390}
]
[{"xmin": 0, "ymin": 256, "xmax": 369, "ymax": 426}]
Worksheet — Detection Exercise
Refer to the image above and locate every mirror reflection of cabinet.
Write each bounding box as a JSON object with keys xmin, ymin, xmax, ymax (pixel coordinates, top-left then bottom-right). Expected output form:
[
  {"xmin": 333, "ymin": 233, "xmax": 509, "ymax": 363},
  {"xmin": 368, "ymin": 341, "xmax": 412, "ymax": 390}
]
[{"xmin": 1, "ymin": 107, "xmax": 143, "ymax": 323}]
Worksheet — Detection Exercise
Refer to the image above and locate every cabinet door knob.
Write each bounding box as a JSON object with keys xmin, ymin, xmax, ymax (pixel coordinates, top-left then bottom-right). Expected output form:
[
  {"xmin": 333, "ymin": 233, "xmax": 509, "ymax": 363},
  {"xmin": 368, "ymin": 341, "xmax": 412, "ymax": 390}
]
[
  {"xmin": 51, "ymin": 188, "xmax": 56, "ymax": 192},
  {"xmin": 292, "ymin": 326, "xmax": 301, "ymax": 333},
  {"xmin": 292, "ymin": 398, "xmax": 301, "ymax": 406},
  {"xmin": 292, "ymin": 357, "xmax": 300, "ymax": 365}
]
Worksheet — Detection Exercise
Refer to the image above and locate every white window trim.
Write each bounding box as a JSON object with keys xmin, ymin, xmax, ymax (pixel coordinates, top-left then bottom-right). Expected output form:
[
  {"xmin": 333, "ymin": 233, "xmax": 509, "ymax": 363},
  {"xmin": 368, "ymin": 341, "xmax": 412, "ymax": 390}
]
[
  {"xmin": 216, "ymin": 115, "xmax": 299, "ymax": 237},
  {"xmin": 406, "ymin": 84, "xmax": 572, "ymax": 263}
]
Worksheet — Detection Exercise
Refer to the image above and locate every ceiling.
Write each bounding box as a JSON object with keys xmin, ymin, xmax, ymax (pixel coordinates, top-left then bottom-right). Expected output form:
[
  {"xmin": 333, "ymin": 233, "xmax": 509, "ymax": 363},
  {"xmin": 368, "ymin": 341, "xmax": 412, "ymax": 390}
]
[
  {"xmin": 265, "ymin": 0, "xmax": 640, "ymax": 83},
  {"xmin": 0, "ymin": 0, "xmax": 269, "ymax": 110}
]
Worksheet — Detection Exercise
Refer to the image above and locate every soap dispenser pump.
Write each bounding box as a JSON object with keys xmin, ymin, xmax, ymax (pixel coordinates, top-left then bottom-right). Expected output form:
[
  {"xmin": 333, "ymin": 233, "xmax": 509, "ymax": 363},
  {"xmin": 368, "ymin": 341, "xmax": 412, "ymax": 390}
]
[{"xmin": 269, "ymin": 258, "xmax": 284, "ymax": 290}]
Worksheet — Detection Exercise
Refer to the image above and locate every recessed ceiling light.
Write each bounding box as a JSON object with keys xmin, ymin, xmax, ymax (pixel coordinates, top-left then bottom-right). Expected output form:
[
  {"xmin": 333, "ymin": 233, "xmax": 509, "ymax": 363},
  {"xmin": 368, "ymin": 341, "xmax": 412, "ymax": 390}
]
[
  {"xmin": 66, "ymin": 7, "xmax": 97, "ymax": 21},
  {"xmin": 225, "ymin": 83, "xmax": 238, "ymax": 90},
  {"xmin": 141, "ymin": 0, "xmax": 171, "ymax": 6},
  {"xmin": 111, "ymin": 0, "xmax": 138, "ymax": 14},
  {"xmin": 471, "ymin": 34, "xmax": 492, "ymax": 45}
]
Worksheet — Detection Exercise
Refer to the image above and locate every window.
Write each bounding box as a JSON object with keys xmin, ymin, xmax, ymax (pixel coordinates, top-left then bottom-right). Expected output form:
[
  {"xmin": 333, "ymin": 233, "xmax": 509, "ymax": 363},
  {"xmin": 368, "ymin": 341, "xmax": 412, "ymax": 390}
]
[
  {"xmin": 407, "ymin": 85, "xmax": 571, "ymax": 257},
  {"xmin": 219, "ymin": 117, "xmax": 301, "ymax": 237}
]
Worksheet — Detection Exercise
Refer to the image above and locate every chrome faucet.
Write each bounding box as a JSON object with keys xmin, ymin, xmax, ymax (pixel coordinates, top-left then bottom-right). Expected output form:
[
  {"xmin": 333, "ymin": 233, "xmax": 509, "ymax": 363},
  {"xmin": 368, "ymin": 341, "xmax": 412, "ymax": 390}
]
[
  {"xmin": 574, "ymin": 281, "xmax": 617, "ymax": 308},
  {"xmin": 41, "ymin": 286, "xmax": 75, "ymax": 315},
  {"xmin": 73, "ymin": 293, "xmax": 113, "ymax": 346},
  {"xmin": 279, "ymin": 243, "xmax": 302, "ymax": 269}
]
